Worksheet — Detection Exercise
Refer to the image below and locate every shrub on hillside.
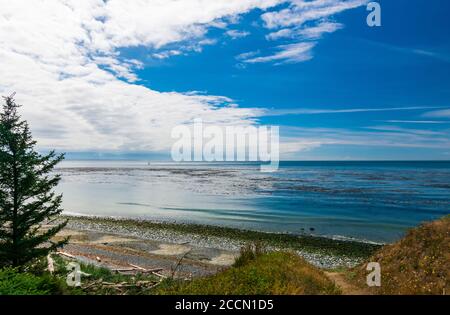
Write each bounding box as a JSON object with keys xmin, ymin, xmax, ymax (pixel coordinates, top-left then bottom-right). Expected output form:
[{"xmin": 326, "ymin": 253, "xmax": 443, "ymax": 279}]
[
  {"xmin": 233, "ymin": 242, "xmax": 267, "ymax": 267},
  {"xmin": 352, "ymin": 215, "xmax": 449, "ymax": 295}
]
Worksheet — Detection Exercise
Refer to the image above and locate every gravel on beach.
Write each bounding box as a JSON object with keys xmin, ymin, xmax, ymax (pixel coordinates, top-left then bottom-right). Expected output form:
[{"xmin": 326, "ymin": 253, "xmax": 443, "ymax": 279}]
[{"xmin": 64, "ymin": 216, "xmax": 369, "ymax": 269}]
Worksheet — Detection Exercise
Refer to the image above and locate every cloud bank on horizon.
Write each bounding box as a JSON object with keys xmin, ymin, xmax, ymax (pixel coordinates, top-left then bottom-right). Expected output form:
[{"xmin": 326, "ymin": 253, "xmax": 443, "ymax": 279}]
[{"xmin": 0, "ymin": 0, "xmax": 449, "ymax": 159}]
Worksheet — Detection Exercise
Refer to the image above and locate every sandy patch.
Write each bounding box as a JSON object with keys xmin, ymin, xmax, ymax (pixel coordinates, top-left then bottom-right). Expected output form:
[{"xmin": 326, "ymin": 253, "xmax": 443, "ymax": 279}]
[
  {"xmin": 52, "ymin": 229, "xmax": 88, "ymax": 243},
  {"xmin": 56, "ymin": 229, "xmax": 86, "ymax": 237},
  {"xmin": 52, "ymin": 229, "xmax": 138, "ymax": 245},
  {"xmin": 89, "ymin": 235, "xmax": 139, "ymax": 244},
  {"xmin": 209, "ymin": 253, "xmax": 238, "ymax": 266},
  {"xmin": 150, "ymin": 244, "xmax": 191, "ymax": 256}
]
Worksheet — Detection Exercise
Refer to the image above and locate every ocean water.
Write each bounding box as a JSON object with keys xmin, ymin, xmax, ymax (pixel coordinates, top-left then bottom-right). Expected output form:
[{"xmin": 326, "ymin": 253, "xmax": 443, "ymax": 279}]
[{"xmin": 55, "ymin": 161, "xmax": 450, "ymax": 243}]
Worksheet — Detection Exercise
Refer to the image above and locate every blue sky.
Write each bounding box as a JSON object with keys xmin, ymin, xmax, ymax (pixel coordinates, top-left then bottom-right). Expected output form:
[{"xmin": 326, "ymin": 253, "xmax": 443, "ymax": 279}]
[
  {"xmin": 135, "ymin": 1, "xmax": 450, "ymax": 110},
  {"xmin": 1, "ymin": 0, "xmax": 450, "ymax": 160},
  {"xmin": 128, "ymin": 0, "xmax": 450, "ymax": 160}
]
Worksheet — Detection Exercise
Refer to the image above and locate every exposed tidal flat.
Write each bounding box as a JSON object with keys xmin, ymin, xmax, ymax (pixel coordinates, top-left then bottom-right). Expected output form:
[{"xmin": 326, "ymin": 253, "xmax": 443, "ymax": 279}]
[{"xmin": 61, "ymin": 214, "xmax": 381, "ymax": 269}]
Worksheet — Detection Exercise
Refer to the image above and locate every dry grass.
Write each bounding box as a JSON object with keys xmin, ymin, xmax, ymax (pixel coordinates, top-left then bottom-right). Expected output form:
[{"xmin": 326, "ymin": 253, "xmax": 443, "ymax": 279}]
[{"xmin": 352, "ymin": 215, "xmax": 449, "ymax": 295}]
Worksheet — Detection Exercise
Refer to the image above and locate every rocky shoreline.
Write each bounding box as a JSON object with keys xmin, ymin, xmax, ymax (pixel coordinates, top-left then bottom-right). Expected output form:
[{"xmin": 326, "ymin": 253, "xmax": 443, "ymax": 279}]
[{"xmin": 59, "ymin": 215, "xmax": 381, "ymax": 270}]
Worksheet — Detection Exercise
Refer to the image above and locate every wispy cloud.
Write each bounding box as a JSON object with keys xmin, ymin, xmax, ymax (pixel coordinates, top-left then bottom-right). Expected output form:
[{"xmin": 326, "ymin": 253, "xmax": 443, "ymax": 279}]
[
  {"xmin": 296, "ymin": 21, "xmax": 344, "ymax": 39},
  {"xmin": 262, "ymin": 106, "xmax": 444, "ymax": 116},
  {"xmin": 380, "ymin": 120, "xmax": 450, "ymax": 124},
  {"xmin": 265, "ymin": 28, "xmax": 294, "ymax": 41},
  {"xmin": 266, "ymin": 21, "xmax": 344, "ymax": 40},
  {"xmin": 281, "ymin": 125, "xmax": 450, "ymax": 153},
  {"xmin": 236, "ymin": 50, "xmax": 261, "ymax": 60},
  {"xmin": 93, "ymin": 57, "xmax": 143, "ymax": 82},
  {"xmin": 243, "ymin": 42, "xmax": 316, "ymax": 64},
  {"xmin": 363, "ymin": 40, "xmax": 450, "ymax": 63},
  {"xmin": 364, "ymin": 125, "xmax": 445, "ymax": 136},
  {"xmin": 261, "ymin": 0, "xmax": 367, "ymax": 29},
  {"xmin": 237, "ymin": 0, "xmax": 367, "ymax": 65},
  {"xmin": 423, "ymin": 109, "xmax": 450, "ymax": 118},
  {"xmin": 226, "ymin": 29, "xmax": 251, "ymax": 39},
  {"xmin": 151, "ymin": 50, "xmax": 183, "ymax": 60}
]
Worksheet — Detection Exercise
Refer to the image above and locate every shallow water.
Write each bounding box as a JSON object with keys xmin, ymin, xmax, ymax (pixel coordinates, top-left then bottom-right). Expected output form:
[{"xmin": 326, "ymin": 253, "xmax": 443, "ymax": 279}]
[{"xmin": 56, "ymin": 161, "xmax": 450, "ymax": 243}]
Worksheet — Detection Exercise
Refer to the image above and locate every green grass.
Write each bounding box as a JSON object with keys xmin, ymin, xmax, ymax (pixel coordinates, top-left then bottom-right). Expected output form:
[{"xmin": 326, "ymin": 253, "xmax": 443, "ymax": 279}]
[
  {"xmin": 63, "ymin": 215, "xmax": 380, "ymax": 259},
  {"xmin": 50, "ymin": 255, "xmax": 159, "ymax": 295},
  {"xmin": 0, "ymin": 254, "xmax": 161, "ymax": 295},
  {"xmin": 154, "ymin": 251, "xmax": 341, "ymax": 295},
  {"xmin": 0, "ymin": 267, "xmax": 74, "ymax": 295},
  {"xmin": 52, "ymin": 254, "xmax": 124, "ymax": 283},
  {"xmin": 2, "ymin": 251, "xmax": 340, "ymax": 295}
]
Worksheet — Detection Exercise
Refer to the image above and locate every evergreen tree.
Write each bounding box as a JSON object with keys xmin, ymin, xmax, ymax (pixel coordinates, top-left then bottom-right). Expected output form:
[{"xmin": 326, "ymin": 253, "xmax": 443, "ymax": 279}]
[{"xmin": 0, "ymin": 94, "xmax": 68, "ymax": 267}]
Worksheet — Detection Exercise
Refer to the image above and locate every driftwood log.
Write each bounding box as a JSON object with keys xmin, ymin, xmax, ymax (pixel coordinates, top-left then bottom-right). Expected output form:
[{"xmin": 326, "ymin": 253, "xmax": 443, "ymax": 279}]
[{"xmin": 47, "ymin": 254, "xmax": 55, "ymax": 273}]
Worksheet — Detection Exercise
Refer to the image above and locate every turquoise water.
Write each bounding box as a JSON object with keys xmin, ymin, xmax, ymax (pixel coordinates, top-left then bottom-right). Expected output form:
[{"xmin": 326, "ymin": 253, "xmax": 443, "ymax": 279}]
[{"xmin": 56, "ymin": 161, "xmax": 450, "ymax": 243}]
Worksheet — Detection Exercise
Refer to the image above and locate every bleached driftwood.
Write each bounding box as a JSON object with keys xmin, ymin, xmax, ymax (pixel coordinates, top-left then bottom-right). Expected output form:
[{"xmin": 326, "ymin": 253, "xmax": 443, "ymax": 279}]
[
  {"xmin": 47, "ymin": 254, "xmax": 55, "ymax": 274},
  {"xmin": 128, "ymin": 263, "xmax": 146, "ymax": 271},
  {"xmin": 111, "ymin": 268, "xmax": 136, "ymax": 272},
  {"xmin": 57, "ymin": 251, "xmax": 76, "ymax": 259},
  {"xmin": 126, "ymin": 263, "xmax": 164, "ymax": 274},
  {"xmin": 145, "ymin": 268, "xmax": 164, "ymax": 273},
  {"xmin": 152, "ymin": 271, "xmax": 167, "ymax": 279}
]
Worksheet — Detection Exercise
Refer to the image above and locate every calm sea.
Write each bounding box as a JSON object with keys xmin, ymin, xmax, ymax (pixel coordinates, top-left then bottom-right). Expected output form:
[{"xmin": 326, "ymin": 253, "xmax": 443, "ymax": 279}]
[{"xmin": 55, "ymin": 161, "xmax": 450, "ymax": 243}]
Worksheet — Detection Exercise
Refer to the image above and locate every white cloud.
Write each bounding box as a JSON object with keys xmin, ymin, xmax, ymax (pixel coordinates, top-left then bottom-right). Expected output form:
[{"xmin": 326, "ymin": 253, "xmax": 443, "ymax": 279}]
[
  {"xmin": 243, "ymin": 42, "xmax": 316, "ymax": 64},
  {"xmin": 97, "ymin": 0, "xmax": 282, "ymax": 49},
  {"xmin": 271, "ymin": 108, "xmax": 450, "ymax": 157},
  {"xmin": 262, "ymin": 106, "xmax": 445, "ymax": 116},
  {"xmin": 380, "ymin": 120, "xmax": 450, "ymax": 124},
  {"xmin": 279, "ymin": 140, "xmax": 322, "ymax": 155},
  {"xmin": 266, "ymin": 21, "xmax": 343, "ymax": 40},
  {"xmin": 423, "ymin": 109, "xmax": 450, "ymax": 118},
  {"xmin": 364, "ymin": 125, "xmax": 445, "ymax": 136},
  {"xmin": 244, "ymin": 0, "xmax": 367, "ymax": 65},
  {"xmin": 151, "ymin": 50, "xmax": 183, "ymax": 60},
  {"xmin": 2, "ymin": 0, "xmax": 438, "ymax": 158},
  {"xmin": 236, "ymin": 50, "xmax": 261, "ymax": 60},
  {"xmin": 297, "ymin": 21, "xmax": 344, "ymax": 39},
  {"xmin": 283, "ymin": 126, "xmax": 450, "ymax": 150},
  {"xmin": 0, "ymin": 0, "xmax": 284, "ymax": 152},
  {"xmin": 261, "ymin": 0, "xmax": 367, "ymax": 29},
  {"xmin": 93, "ymin": 56, "xmax": 143, "ymax": 82},
  {"xmin": 226, "ymin": 30, "xmax": 251, "ymax": 39},
  {"xmin": 265, "ymin": 28, "xmax": 295, "ymax": 40}
]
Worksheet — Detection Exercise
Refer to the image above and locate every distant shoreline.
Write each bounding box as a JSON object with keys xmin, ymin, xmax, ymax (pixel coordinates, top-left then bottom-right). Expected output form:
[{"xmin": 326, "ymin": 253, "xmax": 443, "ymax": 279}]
[{"xmin": 58, "ymin": 158, "xmax": 450, "ymax": 162}]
